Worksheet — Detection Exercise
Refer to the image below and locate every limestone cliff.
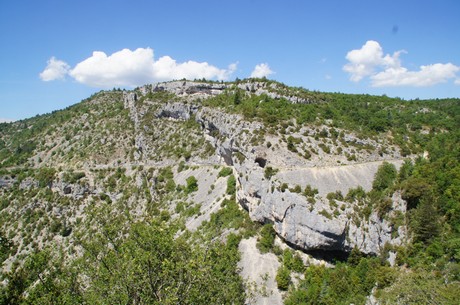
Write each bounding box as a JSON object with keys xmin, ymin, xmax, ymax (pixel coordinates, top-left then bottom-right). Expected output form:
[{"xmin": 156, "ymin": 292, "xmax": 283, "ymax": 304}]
[{"xmin": 124, "ymin": 80, "xmax": 408, "ymax": 256}]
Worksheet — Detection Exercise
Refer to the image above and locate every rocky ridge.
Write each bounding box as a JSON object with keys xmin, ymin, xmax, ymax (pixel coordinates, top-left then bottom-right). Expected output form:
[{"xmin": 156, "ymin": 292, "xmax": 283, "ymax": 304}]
[
  {"xmin": 141, "ymin": 80, "xmax": 317, "ymax": 104},
  {"xmin": 123, "ymin": 80, "xmax": 408, "ymax": 256},
  {"xmin": 2, "ymin": 78, "xmax": 458, "ymax": 305}
]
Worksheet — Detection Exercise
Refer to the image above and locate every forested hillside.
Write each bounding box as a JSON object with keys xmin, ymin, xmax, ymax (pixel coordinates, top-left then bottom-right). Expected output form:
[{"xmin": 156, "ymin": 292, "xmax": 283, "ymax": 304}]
[{"xmin": 0, "ymin": 79, "xmax": 459, "ymax": 304}]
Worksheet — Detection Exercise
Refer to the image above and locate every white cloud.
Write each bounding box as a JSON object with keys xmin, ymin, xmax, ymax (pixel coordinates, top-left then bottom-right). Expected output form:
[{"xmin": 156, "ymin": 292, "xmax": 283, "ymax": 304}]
[
  {"xmin": 343, "ymin": 40, "xmax": 459, "ymax": 87},
  {"xmin": 39, "ymin": 57, "xmax": 70, "ymax": 81},
  {"xmin": 343, "ymin": 40, "xmax": 403, "ymax": 82},
  {"xmin": 41, "ymin": 48, "xmax": 237, "ymax": 88},
  {"xmin": 0, "ymin": 118, "xmax": 14, "ymax": 123},
  {"xmin": 455, "ymin": 78, "xmax": 460, "ymax": 85},
  {"xmin": 70, "ymin": 48, "xmax": 156, "ymax": 87},
  {"xmin": 371, "ymin": 63, "xmax": 460, "ymax": 87},
  {"xmin": 152, "ymin": 55, "xmax": 237, "ymax": 82},
  {"xmin": 250, "ymin": 63, "xmax": 274, "ymax": 78}
]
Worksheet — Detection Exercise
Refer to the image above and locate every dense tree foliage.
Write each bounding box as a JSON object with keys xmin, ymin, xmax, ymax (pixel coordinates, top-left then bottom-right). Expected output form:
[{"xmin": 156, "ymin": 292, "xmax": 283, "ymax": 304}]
[{"xmin": 0, "ymin": 219, "xmax": 245, "ymax": 305}]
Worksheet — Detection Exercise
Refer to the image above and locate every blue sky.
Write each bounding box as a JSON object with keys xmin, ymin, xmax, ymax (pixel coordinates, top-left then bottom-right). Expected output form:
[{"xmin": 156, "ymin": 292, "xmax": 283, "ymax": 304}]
[{"xmin": 1, "ymin": 0, "xmax": 459, "ymax": 121}]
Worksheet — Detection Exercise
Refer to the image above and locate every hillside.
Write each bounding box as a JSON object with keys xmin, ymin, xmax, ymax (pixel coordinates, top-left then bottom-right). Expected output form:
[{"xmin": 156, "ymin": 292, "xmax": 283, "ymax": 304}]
[{"xmin": 1, "ymin": 79, "xmax": 459, "ymax": 304}]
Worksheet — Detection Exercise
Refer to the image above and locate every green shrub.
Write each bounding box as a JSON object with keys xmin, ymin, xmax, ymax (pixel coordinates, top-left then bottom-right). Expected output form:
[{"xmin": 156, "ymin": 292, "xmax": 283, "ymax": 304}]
[
  {"xmin": 36, "ymin": 168, "xmax": 56, "ymax": 187},
  {"xmin": 283, "ymin": 249, "xmax": 305, "ymax": 273},
  {"xmin": 218, "ymin": 167, "xmax": 233, "ymax": 178},
  {"xmin": 372, "ymin": 162, "xmax": 397, "ymax": 192},
  {"xmin": 290, "ymin": 185, "xmax": 302, "ymax": 193},
  {"xmin": 318, "ymin": 143, "xmax": 331, "ymax": 154},
  {"xmin": 257, "ymin": 224, "xmax": 276, "ymax": 253},
  {"xmin": 184, "ymin": 203, "xmax": 202, "ymax": 217},
  {"xmin": 99, "ymin": 193, "xmax": 112, "ymax": 204},
  {"xmin": 226, "ymin": 175, "xmax": 236, "ymax": 195},
  {"xmin": 186, "ymin": 176, "xmax": 198, "ymax": 194},
  {"xmin": 175, "ymin": 202, "xmax": 186, "ymax": 214},
  {"xmin": 345, "ymin": 186, "xmax": 366, "ymax": 202},
  {"xmin": 327, "ymin": 190, "xmax": 343, "ymax": 201},
  {"xmin": 0, "ymin": 231, "xmax": 13, "ymax": 262},
  {"xmin": 319, "ymin": 209, "xmax": 332, "ymax": 220},
  {"xmin": 177, "ymin": 161, "xmax": 188, "ymax": 172},
  {"xmin": 63, "ymin": 171, "xmax": 86, "ymax": 184},
  {"xmin": 276, "ymin": 266, "xmax": 291, "ymax": 290},
  {"xmin": 280, "ymin": 183, "xmax": 289, "ymax": 192},
  {"xmin": 264, "ymin": 166, "xmax": 278, "ymax": 180},
  {"xmin": 303, "ymin": 185, "xmax": 319, "ymax": 197}
]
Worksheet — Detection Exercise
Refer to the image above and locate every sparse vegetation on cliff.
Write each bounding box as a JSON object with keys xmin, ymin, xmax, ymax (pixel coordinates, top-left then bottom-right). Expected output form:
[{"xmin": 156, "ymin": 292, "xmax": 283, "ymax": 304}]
[{"xmin": 0, "ymin": 79, "xmax": 459, "ymax": 304}]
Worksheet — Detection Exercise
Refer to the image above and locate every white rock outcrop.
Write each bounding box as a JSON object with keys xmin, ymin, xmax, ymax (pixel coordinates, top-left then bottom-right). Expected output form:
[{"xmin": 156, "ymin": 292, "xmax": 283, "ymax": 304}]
[{"xmin": 124, "ymin": 81, "xmax": 408, "ymax": 256}]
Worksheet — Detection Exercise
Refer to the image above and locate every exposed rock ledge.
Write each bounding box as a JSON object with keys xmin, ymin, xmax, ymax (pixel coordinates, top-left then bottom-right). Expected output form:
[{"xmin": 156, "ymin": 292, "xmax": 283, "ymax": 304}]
[
  {"xmin": 124, "ymin": 85, "xmax": 408, "ymax": 256},
  {"xmin": 235, "ymin": 155, "xmax": 407, "ymax": 256},
  {"xmin": 139, "ymin": 80, "xmax": 315, "ymax": 104}
]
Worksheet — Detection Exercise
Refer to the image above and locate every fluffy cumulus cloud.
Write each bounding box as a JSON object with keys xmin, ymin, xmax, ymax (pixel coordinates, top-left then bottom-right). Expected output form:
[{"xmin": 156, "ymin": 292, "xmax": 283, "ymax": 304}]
[
  {"xmin": 39, "ymin": 57, "xmax": 71, "ymax": 81},
  {"xmin": 250, "ymin": 63, "xmax": 274, "ymax": 78},
  {"xmin": 69, "ymin": 48, "xmax": 156, "ymax": 87},
  {"xmin": 40, "ymin": 48, "xmax": 237, "ymax": 88},
  {"xmin": 152, "ymin": 56, "xmax": 237, "ymax": 82},
  {"xmin": 343, "ymin": 40, "xmax": 459, "ymax": 87}
]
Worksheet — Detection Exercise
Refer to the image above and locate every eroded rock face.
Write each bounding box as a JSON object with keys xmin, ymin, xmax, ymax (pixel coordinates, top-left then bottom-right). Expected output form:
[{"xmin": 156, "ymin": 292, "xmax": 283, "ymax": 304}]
[
  {"xmin": 153, "ymin": 81, "xmax": 227, "ymax": 98},
  {"xmin": 52, "ymin": 180, "xmax": 92, "ymax": 199},
  {"xmin": 156, "ymin": 103, "xmax": 197, "ymax": 120},
  {"xmin": 234, "ymin": 156, "xmax": 407, "ymax": 255},
  {"xmin": 124, "ymin": 80, "xmax": 408, "ymax": 256},
  {"xmin": 0, "ymin": 176, "xmax": 16, "ymax": 189},
  {"xmin": 238, "ymin": 237, "xmax": 283, "ymax": 305},
  {"xmin": 347, "ymin": 191, "xmax": 407, "ymax": 254},
  {"xmin": 143, "ymin": 80, "xmax": 314, "ymax": 104}
]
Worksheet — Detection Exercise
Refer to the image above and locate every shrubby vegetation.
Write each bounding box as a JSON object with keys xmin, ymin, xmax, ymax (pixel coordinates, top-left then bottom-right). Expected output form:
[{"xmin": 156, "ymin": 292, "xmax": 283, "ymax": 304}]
[
  {"xmin": 203, "ymin": 79, "xmax": 459, "ymax": 157},
  {"xmin": 0, "ymin": 165, "xmax": 251, "ymax": 304},
  {"xmin": 256, "ymin": 224, "xmax": 276, "ymax": 253},
  {"xmin": 218, "ymin": 167, "xmax": 233, "ymax": 177},
  {"xmin": 0, "ymin": 80, "xmax": 459, "ymax": 304},
  {"xmin": 283, "ymin": 129, "xmax": 460, "ymax": 303},
  {"xmin": 0, "ymin": 219, "xmax": 245, "ymax": 305},
  {"xmin": 285, "ymin": 256, "xmax": 396, "ymax": 305},
  {"xmin": 226, "ymin": 175, "xmax": 236, "ymax": 196},
  {"xmin": 185, "ymin": 175, "xmax": 198, "ymax": 194},
  {"xmin": 0, "ymin": 231, "xmax": 12, "ymax": 264}
]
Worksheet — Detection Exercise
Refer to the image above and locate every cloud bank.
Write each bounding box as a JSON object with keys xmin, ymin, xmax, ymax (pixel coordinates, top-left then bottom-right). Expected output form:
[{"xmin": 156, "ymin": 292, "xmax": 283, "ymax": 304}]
[
  {"xmin": 40, "ymin": 48, "xmax": 238, "ymax": 88},
  {"xmin": 344, "ymin": 40, "xmax": 459, "ymax": 87},
  {"xmin": 250, "ymin": 63, "xmax": 274, "ymax": 78}
]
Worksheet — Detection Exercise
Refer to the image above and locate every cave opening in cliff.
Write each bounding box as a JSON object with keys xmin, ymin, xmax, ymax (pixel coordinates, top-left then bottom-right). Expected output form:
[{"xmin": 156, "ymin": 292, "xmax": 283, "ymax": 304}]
[
  {"xmin": 306, "ymin": 249, "xmax": 350, "ymax": 263},
  {"xmin": 282, "ymin": 238, "xmax": 351, "ymax": 263},
  {"xmin": 255, "ymin": 157, "xmax": 267, "ymax": 168}
]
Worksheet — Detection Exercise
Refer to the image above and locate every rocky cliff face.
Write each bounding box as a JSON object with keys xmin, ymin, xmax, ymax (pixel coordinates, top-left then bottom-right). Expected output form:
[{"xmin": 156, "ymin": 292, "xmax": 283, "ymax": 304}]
[
  {"xmin": 2, "ymin": 78, "xmax": 458, "ymax": 305},
  {"xmin": 123, "ymin": 80, "xmax": 408, "ymax": 256},
  {"xmin": 233, "ymin": 151, "xmax": 406, "ymax": 256},
  {"xmin": 144, "ymin": 80, "xmax": 315, "ymax": 104}
]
